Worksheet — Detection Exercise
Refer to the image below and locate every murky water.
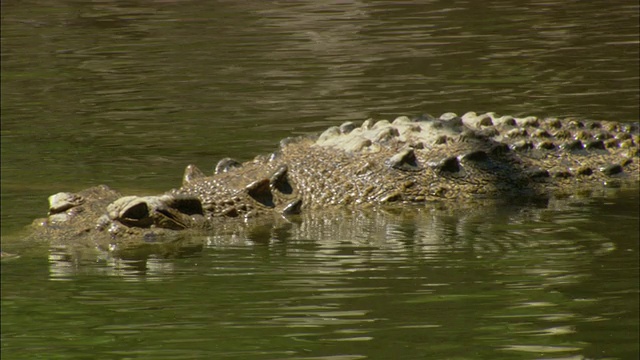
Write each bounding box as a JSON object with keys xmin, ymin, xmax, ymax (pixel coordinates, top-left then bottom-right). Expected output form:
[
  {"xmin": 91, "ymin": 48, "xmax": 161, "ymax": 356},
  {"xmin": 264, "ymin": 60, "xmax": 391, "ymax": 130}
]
[{"xmin": 1, "ymin": 1, "xmax": 639, "ymax": 359}]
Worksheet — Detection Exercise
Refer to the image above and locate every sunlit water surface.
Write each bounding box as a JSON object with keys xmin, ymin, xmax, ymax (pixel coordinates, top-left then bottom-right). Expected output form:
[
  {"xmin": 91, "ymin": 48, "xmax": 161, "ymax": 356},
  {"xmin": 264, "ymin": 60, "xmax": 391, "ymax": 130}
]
[{"xmin": 1, "ymin": 1, "xmax": 639, "ymax": 359}]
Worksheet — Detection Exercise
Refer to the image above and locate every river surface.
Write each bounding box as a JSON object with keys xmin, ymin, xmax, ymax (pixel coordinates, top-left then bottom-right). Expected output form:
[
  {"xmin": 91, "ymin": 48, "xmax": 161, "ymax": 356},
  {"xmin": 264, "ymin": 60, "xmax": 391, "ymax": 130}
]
[{"xmin": 1, "ymin": 1, "xmax": 638, "ymax": 359}]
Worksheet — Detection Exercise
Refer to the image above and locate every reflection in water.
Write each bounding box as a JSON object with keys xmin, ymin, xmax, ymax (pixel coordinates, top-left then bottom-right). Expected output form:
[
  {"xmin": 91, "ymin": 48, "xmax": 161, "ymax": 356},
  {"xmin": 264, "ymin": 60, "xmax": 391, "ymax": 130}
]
[
  {"xmin": 47, "ymin": 241, "xmax": 205, "ymax": 281},
  {"xmin": 2, "ymin": 0, "xmax": 638, "ymax": 358},
  {"xmin": 48, "ymin": 246, "xmax": 178, "ymax": 282},
  {"xmin": 3, "ymin": 193, "xmax": 636, "ymax": 358},
  {"xmin": 37, "ymin": 197, "xmax": 630, "ymax": 357},
  {"xmin": 43, "ymin": 194, "xmax": 624, "ymax": 281}
]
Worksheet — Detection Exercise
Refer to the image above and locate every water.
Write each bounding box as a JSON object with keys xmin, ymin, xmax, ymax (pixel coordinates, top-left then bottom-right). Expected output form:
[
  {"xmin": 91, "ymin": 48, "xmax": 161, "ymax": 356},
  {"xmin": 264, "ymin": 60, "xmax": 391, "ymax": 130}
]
[
  {"xmin": 2, "ymin": 192, "xmax": 639, "ymax": 359},
  {"xmin": 1, "ymin": 1, "xmax": 638, "ymax": 359}
]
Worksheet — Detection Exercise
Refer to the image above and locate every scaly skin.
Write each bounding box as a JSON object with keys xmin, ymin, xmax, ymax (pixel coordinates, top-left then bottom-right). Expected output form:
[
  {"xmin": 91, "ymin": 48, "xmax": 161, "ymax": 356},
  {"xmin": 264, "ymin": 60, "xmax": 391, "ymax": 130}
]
[{"xmin": 26, "ymin": 112, "xmax": 639, "ymax": 249}]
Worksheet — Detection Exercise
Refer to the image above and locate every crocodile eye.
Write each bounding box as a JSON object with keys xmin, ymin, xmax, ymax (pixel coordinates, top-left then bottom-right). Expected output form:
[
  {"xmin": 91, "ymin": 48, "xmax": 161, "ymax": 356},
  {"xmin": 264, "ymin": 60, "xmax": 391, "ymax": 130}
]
[{"xmin": 121, "ymin": 201, "xmax": 149, "ymax": 221}]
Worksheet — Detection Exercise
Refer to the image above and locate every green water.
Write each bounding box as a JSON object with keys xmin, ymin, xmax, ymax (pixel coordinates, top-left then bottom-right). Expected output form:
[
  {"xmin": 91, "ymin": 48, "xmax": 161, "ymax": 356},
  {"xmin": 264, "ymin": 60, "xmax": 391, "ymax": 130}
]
[
  {"xmin": 1, "ymin": 1, "xmax": 639, "ymax": 359},
  {"xmin": 2, "ymin": 194, "xmax": 639, "ymax": 359}
]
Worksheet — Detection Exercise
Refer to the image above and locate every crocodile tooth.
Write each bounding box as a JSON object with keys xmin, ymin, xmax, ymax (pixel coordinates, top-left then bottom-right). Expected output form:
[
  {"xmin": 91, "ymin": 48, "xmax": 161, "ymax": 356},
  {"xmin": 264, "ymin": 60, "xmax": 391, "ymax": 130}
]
[
  {"xmin": 270, "ymin": 165, "xmax": 293, "ymax": 194},
  {"xmin": 183, "ymin": 164, "xmax": 205, "ymax": 185},
  {"xmin": 387, "ymin": 148, "xmax": 421, "ymax": 171},
  {"xmin": 215, "ymin": 158, "xmax": 242, "ymax": 175}
]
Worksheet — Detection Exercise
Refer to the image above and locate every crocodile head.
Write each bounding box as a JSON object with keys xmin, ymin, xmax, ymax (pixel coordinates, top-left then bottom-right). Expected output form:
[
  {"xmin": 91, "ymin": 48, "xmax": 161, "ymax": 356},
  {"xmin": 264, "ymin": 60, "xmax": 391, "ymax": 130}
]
[
  {"xmin": 30, "ymin": 158, "xmax": 304, "ymax": 248},
  {"xmin": 31, "ymin": 185, "xmax": 207, "ymax": 246}
]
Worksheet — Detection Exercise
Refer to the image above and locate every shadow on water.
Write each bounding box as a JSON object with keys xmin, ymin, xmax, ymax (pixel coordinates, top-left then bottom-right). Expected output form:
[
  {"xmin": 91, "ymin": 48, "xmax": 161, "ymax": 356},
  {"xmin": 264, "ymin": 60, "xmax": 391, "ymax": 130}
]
[{"xmin": 3, "ymin": 188, "xmax": 633, "ymax": 278}]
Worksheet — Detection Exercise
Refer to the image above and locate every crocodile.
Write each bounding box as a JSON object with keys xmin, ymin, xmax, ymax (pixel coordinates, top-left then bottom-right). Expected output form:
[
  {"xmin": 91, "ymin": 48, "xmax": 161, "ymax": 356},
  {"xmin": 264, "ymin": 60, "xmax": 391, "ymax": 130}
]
[{"xmin": 26, "ymin": 111, "xmax": 639, "ymax": 250}]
